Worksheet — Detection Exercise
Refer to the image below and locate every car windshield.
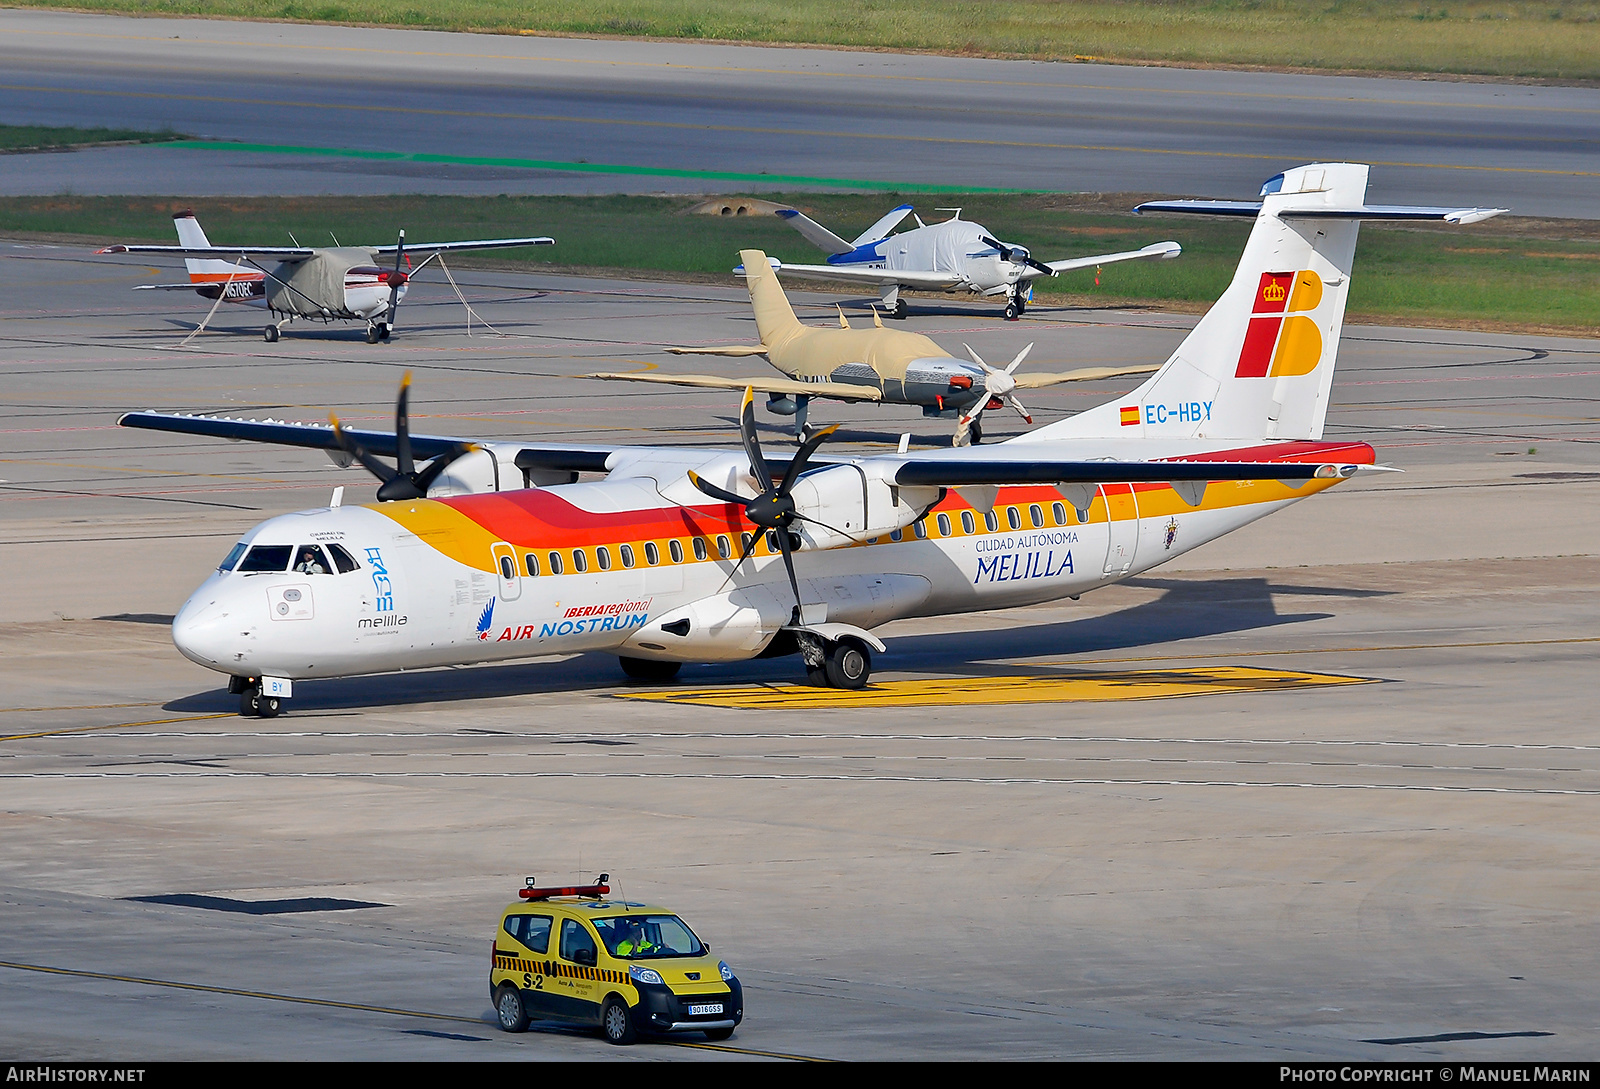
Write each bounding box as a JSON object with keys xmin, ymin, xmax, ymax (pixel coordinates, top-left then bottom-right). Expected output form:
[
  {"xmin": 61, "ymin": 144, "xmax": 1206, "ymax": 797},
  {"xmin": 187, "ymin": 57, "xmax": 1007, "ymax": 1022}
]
[{"xmin": 592, "ymin": 914, "xmax": 703, "ymax": 959}]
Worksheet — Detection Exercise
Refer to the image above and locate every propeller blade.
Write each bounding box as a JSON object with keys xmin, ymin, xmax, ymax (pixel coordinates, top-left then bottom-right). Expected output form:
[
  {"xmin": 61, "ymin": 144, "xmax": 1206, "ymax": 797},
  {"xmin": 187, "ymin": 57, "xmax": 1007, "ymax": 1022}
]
[
  {"xmin": 714, "ymin": 519, "xmax": 764, "ymax": 595},
  {"xmin": 1006, "ymin": 395, "xmax": 1032, "ymax": 424},
  {"xmin": 1024, "ymin": 255, "xmax": 1055, "ymax": 276},
  {"xmin": 738, "ymin": 386, "xmax": 774, "ymax": 494},
  {"xmin": 330, "ymin": 414, "xmax": 398, "ymax": 483},
  {"xmin": 980, "ymin": 234, "xmax": 1013, "ymax": 262},
  {"xmin": 687, "ymin": 470, "xmax": 752, "ymax": 507},
  {"xmin": 1004, "ymin": 343, "xmax": 1034, "ymax": 374},
  {"xmin": 774, "ymin": 522, "xmax": 805, "ymax": 626},
  {"xmin": 411, "ymin": 443, "xmax": 482, "ymax": 494},
  {"xmin": 962, "ymin": 342, "xmax": 988, "ymax": 370},
  {"xmin": 385, "ymin": 229, "xmax": 405, "ymax": 327},
  {"xmin": 778, "ymin": 423, "xmax": 839, "ymax": 495},
  {"xmin": 394, "ymin": 371, "xmax": 415, "ymax": 478}
]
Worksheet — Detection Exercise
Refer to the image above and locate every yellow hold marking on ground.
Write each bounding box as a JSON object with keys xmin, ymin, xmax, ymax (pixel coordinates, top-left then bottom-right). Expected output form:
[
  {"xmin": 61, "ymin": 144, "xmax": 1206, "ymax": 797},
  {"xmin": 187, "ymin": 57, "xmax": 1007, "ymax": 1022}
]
[{"xmin": 617, "ymin": 666, "xmax": 1376, "ymax": 710}]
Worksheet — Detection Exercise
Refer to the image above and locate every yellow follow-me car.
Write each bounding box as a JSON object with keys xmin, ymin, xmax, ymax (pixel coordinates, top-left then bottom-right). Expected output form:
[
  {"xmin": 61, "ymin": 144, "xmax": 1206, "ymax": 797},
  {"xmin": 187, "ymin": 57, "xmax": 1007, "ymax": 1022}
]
[{"xmin": 490, "ymin": 875, "xmax": 744, "ymax": 1045}]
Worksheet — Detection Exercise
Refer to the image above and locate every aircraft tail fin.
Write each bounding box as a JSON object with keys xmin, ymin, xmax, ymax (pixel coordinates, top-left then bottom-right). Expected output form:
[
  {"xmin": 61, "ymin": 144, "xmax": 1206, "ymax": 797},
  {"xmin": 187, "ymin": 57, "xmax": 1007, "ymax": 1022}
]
[
  {"xmin": 738, "ymin": 250, "xmax": 803, "ymax": 345},
  {"xmin": 172, "ymin": 211, "xmax": 255, "ymax": 283},
  {"xmin": 1023, "ymin": 163, "xmax": 1505, "ymax": 444},
  {"xmin": 775, "ymin": 209, "xmax": 852, "ymax": 255}
]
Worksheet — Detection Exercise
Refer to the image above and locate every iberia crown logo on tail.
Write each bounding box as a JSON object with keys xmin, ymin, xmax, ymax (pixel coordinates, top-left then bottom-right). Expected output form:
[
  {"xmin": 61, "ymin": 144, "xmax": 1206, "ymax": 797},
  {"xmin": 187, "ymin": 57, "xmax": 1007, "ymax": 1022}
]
[{"xmin": 1236, "ymin": 270, "xmax": 1324, "ymax": 379}]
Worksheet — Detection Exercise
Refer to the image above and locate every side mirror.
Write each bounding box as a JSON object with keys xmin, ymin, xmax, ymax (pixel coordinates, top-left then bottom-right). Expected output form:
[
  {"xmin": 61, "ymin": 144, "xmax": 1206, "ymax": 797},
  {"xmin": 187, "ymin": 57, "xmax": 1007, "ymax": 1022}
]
[{"xmin": 576, "ymin": 947, "xmax": 597, "ymax": 967}]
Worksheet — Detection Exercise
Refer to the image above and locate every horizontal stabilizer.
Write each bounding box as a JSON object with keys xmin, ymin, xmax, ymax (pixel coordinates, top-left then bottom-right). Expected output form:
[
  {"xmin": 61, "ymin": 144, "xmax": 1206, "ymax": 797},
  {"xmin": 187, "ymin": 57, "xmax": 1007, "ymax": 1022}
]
[
  {"xmin": 1135, "ymin": 200, "xmax": 1507, "ymax": 224},
  {"xmin": 584, "ymin": 371, "xmax": 883, "ymax": 402},
  {"xmin": 132, "ymin": 283, "xmax": 210, "ymax": 291},
  {"xmin": 851, "ymin": 204, "xmax": 916, "ymax": 246},
  {"xmin": 775, "ymin": 209, "xmax": 852, "ymax": 255},
  {"xmin": 664, "ymin": 344, "xmax": 771, "ymax": 357}
]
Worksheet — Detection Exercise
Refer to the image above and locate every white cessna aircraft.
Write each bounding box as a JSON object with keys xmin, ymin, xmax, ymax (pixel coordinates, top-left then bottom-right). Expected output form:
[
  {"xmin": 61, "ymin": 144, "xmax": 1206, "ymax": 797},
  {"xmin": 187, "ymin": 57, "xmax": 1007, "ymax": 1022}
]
[
  {"xmin": 119, "ymin": 164, "xmax": 1503, "ymax": 717},
  {"xmin": 769, "ymin": 203, "xmax": 1181, "ymax": 319},
  {"xmin": 99, "ymin": 211, "xmax": 554, "ymax": 343}
]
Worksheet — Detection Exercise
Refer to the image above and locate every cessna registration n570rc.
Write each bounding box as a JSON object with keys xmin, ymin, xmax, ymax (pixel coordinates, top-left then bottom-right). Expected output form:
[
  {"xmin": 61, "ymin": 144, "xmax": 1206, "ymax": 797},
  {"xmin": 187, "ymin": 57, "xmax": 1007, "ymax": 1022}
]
[
  {"xmin": 120, "ymin": 165, "xmax": 1503, "ymax": 717},
  {"xmin": 98, "ymin": 211, "xmax": 553, "ymax": 343}
]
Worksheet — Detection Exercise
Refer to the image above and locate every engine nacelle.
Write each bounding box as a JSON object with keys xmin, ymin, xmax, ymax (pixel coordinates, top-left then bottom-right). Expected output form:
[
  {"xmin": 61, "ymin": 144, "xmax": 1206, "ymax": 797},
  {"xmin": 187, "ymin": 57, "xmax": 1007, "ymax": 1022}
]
[
  {"xmin": 788, "ymin": 463, "xmax": 941, "ymax": 550},
  {"xmin": 423, "ymin": 443, "xmax": 570, "ymax": 498},
  {"xmin": 622, "ymin": 584, "xmax": 791, "ymax": 662}
]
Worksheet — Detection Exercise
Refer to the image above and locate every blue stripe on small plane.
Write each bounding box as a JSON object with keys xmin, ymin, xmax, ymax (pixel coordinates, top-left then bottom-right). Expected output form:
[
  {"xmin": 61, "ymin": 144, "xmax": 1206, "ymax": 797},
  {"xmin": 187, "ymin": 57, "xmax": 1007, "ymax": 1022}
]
[{"xmin": 826, "ymin": 241, "xmax": 887, "ymax": 266}]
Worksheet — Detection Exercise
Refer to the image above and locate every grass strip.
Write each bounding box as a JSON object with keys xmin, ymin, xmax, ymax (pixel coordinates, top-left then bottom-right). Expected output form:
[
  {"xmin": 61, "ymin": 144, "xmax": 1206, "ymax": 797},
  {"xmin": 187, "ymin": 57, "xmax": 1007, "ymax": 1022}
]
[
  {"xmin": 11, "ymin": 1, "xmax": 1600, "ymax": 81},
  {"xmin": 5, "ymin": 192, "xmax": 1598, "ymax": 331},
  {"xmin": 0, "ymin": 123, "xmax": 186, "ymax": 153}
]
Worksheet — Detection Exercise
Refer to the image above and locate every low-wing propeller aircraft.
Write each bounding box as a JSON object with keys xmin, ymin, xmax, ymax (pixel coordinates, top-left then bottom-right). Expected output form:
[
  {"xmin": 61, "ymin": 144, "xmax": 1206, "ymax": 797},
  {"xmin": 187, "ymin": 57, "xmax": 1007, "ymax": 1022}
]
[
  {"xmin": 770, "ymin": 203, "xmax": 1181, "ymax": 319},
  {"xmin": 585, "ymin": 252, "xmax": 1159, "ymax": 446},
  {"xmin": 98, "ymin": 211, "xmax": 554, "ymax": 343},
  {"xmin": 118, "ymin": 164, "xmax": 1504, "ymax": 718}
]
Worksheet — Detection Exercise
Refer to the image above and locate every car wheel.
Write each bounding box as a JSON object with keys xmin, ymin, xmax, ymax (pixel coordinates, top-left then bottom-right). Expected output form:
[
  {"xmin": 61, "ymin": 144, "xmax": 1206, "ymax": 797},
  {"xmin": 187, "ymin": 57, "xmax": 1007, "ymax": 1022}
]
[
  {"xmin": 703, "ymin": 1027, "xmax": 734, "ymax": 1041},
  {"xmin": 601, "ymin": 996, "xmax": 637, "ymax": 1045},
  {"xmin": 618, "ymin": 656, "xmax": 681, "ymax": 683},
  {"xmin": 495, "ymin": 984, "xmax": 529, "ymax": 1033},
  {"xmin": 824, "ymin": 637, "xmax": 871, "ymax": 689}
]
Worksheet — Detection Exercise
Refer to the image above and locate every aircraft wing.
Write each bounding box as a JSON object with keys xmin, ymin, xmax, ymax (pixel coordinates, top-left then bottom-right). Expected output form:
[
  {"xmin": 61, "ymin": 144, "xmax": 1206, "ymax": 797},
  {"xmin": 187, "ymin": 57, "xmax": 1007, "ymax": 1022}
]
[
  {"xmin": 1028, "ymin": 241, "xmax": 1182, "ymax": 279},
  {"xmin": 775, "ymin": 209, "xmax": 853, "ymax": 255},
  {"xmin": 889, "ymin": 456, "xmax": 1373, "ymax": 488},
  {"xmin": 768, "ymin": 262, "xmax": 967, "ymax": 290},
  {"xmin": 664, "ymin": 345, "xmax": 771, "ymax": 357},
  {"xmin": 131, "ymin": 282, "xmax": 212, "ymax": 291},
  {"xmin": 1010, "ymin": 364, "xmax": 1160, "ymax": 388},
  {"xmin": 584, "ymin": 371, "xmax": 883, "ymax": 402},
  {"xmin": 117, "ymin": 411, "xmax": 615, "ymax": 472},
  {"xmin": 371, "ymin": 237, "xmax": 554, "ymax": 255},
  {"xmin": 98, "ymin": 244, "xmax": 314, "ymax": 259},
  {"xmin": 1135, "ymin": 200, "xmax": 1507, "ymax": 224}
]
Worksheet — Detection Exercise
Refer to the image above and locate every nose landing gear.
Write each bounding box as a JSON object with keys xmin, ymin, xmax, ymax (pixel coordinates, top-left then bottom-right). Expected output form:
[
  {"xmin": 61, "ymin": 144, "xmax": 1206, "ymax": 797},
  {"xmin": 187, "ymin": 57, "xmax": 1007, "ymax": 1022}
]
[
  {"xmin": 230, "ymin": 676, "xmax": 285, "ymax": 718},
  {"xmin": 364, "ymin": 321, "xmax": 391, "ymax": 344}
]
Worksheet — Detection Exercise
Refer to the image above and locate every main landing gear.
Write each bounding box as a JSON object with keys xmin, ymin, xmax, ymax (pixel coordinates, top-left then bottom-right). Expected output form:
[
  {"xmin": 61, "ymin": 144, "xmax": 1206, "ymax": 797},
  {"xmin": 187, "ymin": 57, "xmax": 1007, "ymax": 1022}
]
[
  {"xmin": 230, "ymin": 676, "xmax": 282, "ymax": 718},
  {"xmin": 800, "ymin": 633, "xmax": 873, "ymax": 689},
  {"xmin": 365, "ymin": 321, "xmax": 391, "ymax": 344}
]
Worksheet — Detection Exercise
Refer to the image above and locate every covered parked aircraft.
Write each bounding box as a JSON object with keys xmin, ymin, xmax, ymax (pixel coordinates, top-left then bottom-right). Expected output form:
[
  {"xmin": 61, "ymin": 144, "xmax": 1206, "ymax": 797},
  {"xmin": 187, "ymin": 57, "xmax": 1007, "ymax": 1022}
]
[
  {"xmin": 770, "ymin": 203, "xmax": 1180, "ymax": 319},
  {"xmin": 98, "ymin": 211, "xmax": 553, "ymax": 343},
  {"xmin": 118, "ymin": 165, "xmax": 1504, "ymax": 717}
]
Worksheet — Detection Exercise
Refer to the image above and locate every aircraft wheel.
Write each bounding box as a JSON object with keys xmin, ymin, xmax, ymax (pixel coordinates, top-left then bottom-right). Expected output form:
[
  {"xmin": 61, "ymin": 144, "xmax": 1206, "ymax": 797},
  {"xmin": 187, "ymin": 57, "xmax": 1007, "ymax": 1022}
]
[
  {"xmin": 968, "ymin": 416, "xmax": 983, "ymax": 444},
  {"xmin": 891, "ymin": 299, "xmax": 908, "ymax": 320},
  {"xmin": 365, "ymin": 324, "xmax": 381, "ymax": 344},
  {"xmin": 1015, "ymin": 295, "xmax": 1028, "ymax": 314},
  {"xmin": 263, "ymin": 325, "xmax": 279, "ymax": 343},
  {"xmin": 257, "ymin": 696, "xmax": 282, "ymax": 719},
  {"xmin": 378, "ymin": 323, "xmax": 391, "ymax": 342},
  {"xmin": 238, "ymin": 687, "xmax": 261, "ymax": 717},
  {"xmin": 618, "ymin": 656, "xmax": 681, "ymax": 683},
  {"xmin": 823, "ymin": 637, "xmax": 871, "ymax": 689},
  {"xmin": 1003, "ymin": 299, "xmax": 1021, "ymax": 321}
]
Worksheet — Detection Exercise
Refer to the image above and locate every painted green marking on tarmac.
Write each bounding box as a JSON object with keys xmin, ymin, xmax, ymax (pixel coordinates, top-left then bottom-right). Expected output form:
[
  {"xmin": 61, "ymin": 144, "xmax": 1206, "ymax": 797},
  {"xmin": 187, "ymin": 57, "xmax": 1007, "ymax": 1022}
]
[{"xmin": 158, "ymin": 140, "xmax": 1029, "ymax": 193}]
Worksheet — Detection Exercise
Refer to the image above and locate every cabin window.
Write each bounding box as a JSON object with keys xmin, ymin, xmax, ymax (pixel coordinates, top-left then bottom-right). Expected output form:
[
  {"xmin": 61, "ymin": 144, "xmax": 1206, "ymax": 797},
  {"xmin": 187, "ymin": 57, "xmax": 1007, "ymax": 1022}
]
[
  {"xmin": 889, "ymin": 528, "xmax": 903, "ymax": 542},
  {"xmin": 620, "ymin": 544, "xmax": 635, "ymax": 569},
  {"xmin": 573, "ymin": 550, "xmax": 588, "ymax": 573},
  {"xmin": 548, "ymin": 552, "xmax": 563, "ymax": 575},
  {"xmin": 644, "ymin": 541, "xmax": 659, "ymax": 566},
  {"xmin": 326, "ymin": 543, "xmax": 359, "ymax": 573},
  {"xmin": 937, "ymin": 513, "xmax": 952, "ymax": 537},
  {"xmin": 984, "ymin": 510, "xmax": 999, "ymax": 533},
  {"xmin": 218, "ymin": 542, "xmax": 248, "ymax": 572},
  {"xmin": 596, "ymin": 546, "xmax": 611, "ymax": 571},
  {"xmin": 717, "ymin": 535, "xmax": 731, "ymax": 559},
  {"xmin": 1006, "ymin": 507, "xmax": 1021, "ymax": 531},
  {"xmin": 914, "ymin": 519, "xmax": 927, "ymax": 540},
  {"xmin": 525, "ymin": 553, "xmax": 540, "ymax": 577},
  {"xmin": 1052, "ymin": 502, "xmax": 1068, "ymax": 526},
  {"xmin": 669, "ymin": 540, "xmax": 684, "ymax": 564},
  {"xmin": 1029, "ymin": 504, "xmax": 1044, "ymax": 529},
  {"xmin": 741, "ymin": 532, "xmax": 754, "ymax": 555},
  {"xmin": 239, "ymin": 545, "xmax": 292, "ymax": 573},
  {"xmin": 766, "ymin": 530, "xmax": 781, "ymax": 553},
  {"xmin": 959, "ymin": 511, "xmax": 975, "ymax": 535},
  {"xmin": 692, "ymin": 537, "xmax": 708, "ymax": 561},
  {"xmin": 499, "ymin": 555, "xmax": 516, "ymax": 580}
]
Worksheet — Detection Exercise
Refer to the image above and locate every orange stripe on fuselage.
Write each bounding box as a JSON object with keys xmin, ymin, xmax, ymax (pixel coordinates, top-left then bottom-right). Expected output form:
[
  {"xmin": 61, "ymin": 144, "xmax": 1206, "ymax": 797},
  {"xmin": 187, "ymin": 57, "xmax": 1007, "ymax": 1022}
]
[{"xmin": 371, "ymin": 441, "xmax": 1375, "ymax": 572}]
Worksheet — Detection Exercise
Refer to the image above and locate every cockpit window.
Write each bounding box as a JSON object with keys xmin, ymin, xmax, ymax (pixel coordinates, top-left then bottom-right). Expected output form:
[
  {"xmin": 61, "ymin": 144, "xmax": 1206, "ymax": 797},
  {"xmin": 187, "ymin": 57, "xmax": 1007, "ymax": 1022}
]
[
  {"xmin": 218, "ymin": 542, "xmax": 248, "ymax": 572},
  {"xmin": 293, "ymin": 545, "xmax": 332, "ymax": 575},
  {"xmin": 326, "ymin": 543, "xmax": 359, "ymax": 574},
  {"xmin": 238, "ymin": 545, "xmax": 292, "ymax": 573}
]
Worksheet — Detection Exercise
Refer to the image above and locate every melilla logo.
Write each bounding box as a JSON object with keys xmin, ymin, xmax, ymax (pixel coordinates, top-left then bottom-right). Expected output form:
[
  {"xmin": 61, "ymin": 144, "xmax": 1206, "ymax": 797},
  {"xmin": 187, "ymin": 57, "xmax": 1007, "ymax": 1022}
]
[{"xmin": 1235, "ymin": 270, "xmax": 1324, "ymax": 379}]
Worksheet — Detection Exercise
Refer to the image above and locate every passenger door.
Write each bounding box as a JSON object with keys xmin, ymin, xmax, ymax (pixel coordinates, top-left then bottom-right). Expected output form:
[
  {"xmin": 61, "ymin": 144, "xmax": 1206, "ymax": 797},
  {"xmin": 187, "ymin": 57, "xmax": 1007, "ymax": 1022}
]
[
  {"xmin": 500, "ymin": 913, "xmax": 554, "ymax": 1015},
  {"xmin": 555, "ymin": 917, "xmax": 604, "ymax": 1022}
]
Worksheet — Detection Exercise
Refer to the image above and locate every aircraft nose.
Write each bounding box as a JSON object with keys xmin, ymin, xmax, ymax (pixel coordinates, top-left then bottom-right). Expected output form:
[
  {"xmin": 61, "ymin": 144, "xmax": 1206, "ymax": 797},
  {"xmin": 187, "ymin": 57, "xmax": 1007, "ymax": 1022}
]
[{"xmin": 172, "ymin": 587, "xmax": 241, "ymax": 668}]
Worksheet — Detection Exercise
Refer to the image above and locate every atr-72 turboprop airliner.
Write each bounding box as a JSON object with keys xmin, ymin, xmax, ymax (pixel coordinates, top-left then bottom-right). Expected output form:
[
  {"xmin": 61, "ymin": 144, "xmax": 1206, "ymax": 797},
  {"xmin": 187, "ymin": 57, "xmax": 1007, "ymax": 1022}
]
[{"xmin": 119, "ymin": 164, "xmax": 1504, "ymax": 717}]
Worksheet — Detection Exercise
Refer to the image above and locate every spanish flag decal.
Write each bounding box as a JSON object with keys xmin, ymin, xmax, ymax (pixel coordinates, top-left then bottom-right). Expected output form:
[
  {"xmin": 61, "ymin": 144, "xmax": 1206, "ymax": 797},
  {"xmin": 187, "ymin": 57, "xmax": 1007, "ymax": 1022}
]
[
  {"xmin": 1235, "ymin": 270, "xmax": 1324, "ymax": 379},
  {"xmin": 1119, "ymin": 405, "xmax": 1140, "ymax": 427}
]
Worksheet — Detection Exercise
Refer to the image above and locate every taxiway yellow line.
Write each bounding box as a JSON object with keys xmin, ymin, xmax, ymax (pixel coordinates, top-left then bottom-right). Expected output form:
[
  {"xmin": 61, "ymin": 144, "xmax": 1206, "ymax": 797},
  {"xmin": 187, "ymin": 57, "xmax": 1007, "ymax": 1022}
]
[
  {"xmin": 0, "ymin": 959, "xmax": 821, "ymax": 1060},
  {"xmin": 0, "ymin": 713, "xmax": 232, "ymax": 743},
  {"xmin": 618, "ymin": 666, "xmax": 1375, "ymax": 710}
]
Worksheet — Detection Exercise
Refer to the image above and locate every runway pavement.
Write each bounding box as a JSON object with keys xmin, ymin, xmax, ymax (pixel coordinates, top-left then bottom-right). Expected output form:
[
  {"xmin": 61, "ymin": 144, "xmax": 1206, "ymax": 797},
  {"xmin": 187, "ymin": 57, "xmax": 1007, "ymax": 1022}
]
[
  {"xmin": 1, "ymin": 10, "xmax": 1598, "ymax": 215},
  {"xmin": 2, "ymin": 241, "xmax": 1598, "ymax": 1059}
]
